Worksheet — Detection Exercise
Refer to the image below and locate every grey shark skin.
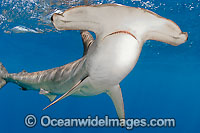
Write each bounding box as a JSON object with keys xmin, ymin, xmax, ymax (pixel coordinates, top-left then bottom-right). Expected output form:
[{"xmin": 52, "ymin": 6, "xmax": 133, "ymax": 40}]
[
  {"xmin": 0, "ymin": 31, "xmax": 91, "ymax": 101},
  {"xmin": 0, "ymin": 4, "xmax": 188, "ymax": 119}
]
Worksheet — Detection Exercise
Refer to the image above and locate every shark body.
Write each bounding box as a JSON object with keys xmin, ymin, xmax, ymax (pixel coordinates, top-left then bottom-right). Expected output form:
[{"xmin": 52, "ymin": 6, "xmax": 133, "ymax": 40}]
[
  {"xmin": 0, "ymin": 31, "xmax": 92, "ymax": 101},
  {"xmin": 0, "ymin": 4, "xmax": 188, "ymax": 119}
]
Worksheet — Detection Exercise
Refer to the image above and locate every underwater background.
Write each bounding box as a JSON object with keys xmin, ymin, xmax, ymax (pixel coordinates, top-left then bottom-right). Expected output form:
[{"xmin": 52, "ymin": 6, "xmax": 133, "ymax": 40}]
[{"xmin": 0, "ymin": 0, "xmax": 199, "ymax": 132}]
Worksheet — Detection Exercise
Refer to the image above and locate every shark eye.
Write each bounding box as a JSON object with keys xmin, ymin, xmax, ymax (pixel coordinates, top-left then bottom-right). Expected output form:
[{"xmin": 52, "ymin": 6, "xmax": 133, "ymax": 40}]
[{"xmin": 51, "ymin": 15, "xmax": 54, "ymax": 21}]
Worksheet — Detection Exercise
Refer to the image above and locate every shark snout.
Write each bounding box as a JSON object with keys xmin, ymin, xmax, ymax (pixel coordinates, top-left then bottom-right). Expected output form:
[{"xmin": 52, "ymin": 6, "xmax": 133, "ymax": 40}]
[
  {"xmin": 172, "ymin": 32, "xmax": 188, "ymax": 46},
  {"xmin": 180, "ymin": 32, "xmax": 188, "ymax": 42}
]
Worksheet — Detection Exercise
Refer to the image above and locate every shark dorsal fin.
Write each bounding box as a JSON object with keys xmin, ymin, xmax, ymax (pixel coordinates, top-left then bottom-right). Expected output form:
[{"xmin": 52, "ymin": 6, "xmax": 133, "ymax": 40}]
[
  {"xmin": 81, "ymin": 31, "xmax": 94, "ymax": 56},
  {"xmin": 18, "ymin": 70, "xmax": 28, "ymax": 75}
]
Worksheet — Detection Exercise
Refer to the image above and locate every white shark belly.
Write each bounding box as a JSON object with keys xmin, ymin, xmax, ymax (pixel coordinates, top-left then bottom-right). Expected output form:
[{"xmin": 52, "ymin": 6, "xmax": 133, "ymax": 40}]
[{"xmin": 86, "ymin": 33, "xmax": 142, "ymax": 90}]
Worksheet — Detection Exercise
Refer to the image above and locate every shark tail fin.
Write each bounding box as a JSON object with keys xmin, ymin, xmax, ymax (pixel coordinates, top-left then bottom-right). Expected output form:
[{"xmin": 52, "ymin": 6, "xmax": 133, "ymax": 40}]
[{"xmin": 0, "ymin": 62, "xmax": 8, "ymax": 89}]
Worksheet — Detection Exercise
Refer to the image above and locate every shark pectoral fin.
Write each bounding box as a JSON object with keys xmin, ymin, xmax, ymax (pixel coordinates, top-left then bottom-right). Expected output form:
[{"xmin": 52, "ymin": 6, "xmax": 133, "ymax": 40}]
[
  {"xmin": 45, "ymin": 94, "xmax": 57, "ymax": 102},
  {"xmin": 43, "ymin": 76, "xmax": 88, "ymax": 110},
  {"xmin": 106, "ymin": 85, "xmax": 125, "ymax": 119}
]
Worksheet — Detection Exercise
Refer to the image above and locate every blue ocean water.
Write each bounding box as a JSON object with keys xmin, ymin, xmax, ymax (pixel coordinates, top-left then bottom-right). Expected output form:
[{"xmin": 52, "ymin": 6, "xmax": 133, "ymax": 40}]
[{"xmin": 0, "ymin": 0, "xmax": 199, "ymax": 132}]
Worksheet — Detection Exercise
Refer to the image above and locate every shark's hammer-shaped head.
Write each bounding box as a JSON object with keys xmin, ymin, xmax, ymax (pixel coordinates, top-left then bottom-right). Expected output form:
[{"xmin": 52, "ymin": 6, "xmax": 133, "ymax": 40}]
[
  {"xmin": 51, "ymin": 5, "xmax": 101, "ymax": 34},
  {"xmin": 139, "ymin": 9, "xmax": 188, "ymax": 46},
  {"xmin": 51, "ymin": 4, "xmax": 188, "ymax": 46}
]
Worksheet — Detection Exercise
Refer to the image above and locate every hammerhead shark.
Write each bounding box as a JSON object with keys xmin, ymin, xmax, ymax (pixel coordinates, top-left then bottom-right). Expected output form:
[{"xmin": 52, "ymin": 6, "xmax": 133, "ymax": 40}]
[{"xmin": 0, "ymin": 4, "xmax": 188, "ymax": 119}]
